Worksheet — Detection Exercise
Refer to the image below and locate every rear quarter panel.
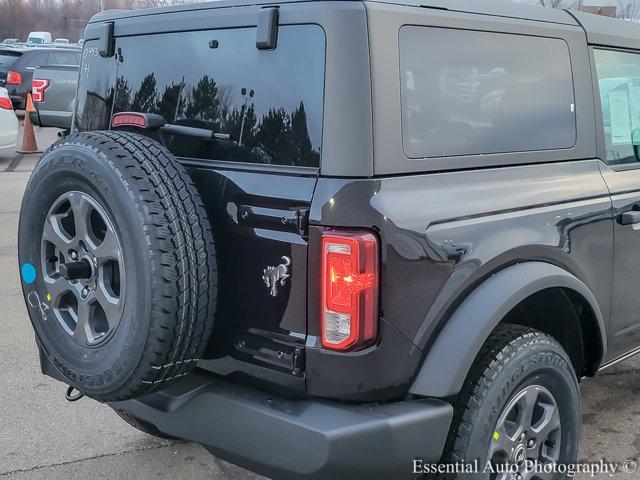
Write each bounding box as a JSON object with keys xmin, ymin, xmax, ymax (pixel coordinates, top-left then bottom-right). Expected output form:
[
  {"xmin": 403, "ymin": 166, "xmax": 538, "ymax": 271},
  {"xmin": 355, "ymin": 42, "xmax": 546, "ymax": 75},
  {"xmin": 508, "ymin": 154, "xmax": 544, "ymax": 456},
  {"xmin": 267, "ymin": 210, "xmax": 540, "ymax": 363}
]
[{"xmin": 307, "ymin": 161, "xmax": 613, "ymax": 397}]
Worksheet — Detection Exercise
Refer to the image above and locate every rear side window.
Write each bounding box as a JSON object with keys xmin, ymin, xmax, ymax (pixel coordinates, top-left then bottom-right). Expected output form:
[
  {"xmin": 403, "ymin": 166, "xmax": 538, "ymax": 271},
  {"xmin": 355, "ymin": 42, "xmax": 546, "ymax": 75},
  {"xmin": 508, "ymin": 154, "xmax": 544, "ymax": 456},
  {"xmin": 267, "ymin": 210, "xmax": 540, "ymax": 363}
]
[
  {"xmin": 399, "ymin": 27, "xmax": 576, "ymax": 159},
  {"xmin": 593, "ymin": 49, "xmax": 640, "ymax": 166},
  {"xmin": 0, "ymin": 51, "xmax": 22, "ymax": 67},
  {"xmin": 113, "ymin": 25, "xmax": 325, "ymax": 168}
]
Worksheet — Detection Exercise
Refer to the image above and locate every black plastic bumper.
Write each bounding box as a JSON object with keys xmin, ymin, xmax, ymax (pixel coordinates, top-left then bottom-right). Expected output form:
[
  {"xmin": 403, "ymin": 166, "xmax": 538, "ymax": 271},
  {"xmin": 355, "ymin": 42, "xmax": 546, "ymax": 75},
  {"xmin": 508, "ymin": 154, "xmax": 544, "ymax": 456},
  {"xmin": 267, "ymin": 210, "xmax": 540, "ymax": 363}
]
[{"xmin": 109, "ymin": 371, "xmax": 453, "ymax": 479}]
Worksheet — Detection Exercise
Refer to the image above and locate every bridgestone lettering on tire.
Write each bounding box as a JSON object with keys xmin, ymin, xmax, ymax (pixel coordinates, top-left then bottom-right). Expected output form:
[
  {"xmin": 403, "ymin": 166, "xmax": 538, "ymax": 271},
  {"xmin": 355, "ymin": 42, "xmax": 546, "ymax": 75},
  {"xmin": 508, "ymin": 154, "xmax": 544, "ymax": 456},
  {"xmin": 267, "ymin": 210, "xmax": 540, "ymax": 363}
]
[
  {"xmin": 18, "ymin": 131, "xmax": 217, "ymax": 402},
  {"xmin": 441, "ymin": 324, "xmax": 581, "ymax": 480}
]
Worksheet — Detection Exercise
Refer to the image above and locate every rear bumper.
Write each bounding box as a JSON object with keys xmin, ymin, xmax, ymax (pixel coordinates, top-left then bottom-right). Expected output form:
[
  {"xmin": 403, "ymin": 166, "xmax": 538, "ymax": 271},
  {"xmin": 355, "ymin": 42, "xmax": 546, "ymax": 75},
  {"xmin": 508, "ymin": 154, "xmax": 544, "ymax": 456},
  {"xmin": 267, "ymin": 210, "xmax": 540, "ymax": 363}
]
[{"xmin": 109, "ymin": 371, "xmax": 453, "ymax": 480}]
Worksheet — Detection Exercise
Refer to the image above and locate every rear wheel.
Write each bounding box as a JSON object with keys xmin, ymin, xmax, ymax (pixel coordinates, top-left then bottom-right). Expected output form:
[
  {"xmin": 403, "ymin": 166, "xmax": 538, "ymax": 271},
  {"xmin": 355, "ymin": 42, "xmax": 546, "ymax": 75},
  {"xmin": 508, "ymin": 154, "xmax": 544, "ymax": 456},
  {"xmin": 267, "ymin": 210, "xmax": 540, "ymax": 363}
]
[
  {"xmin": 442, "ymin": 324, "xmax": 581, "ymax": 479},
  {"xmin": 19, "ymin": 131, "xmax": 217, "ymax": 402}
]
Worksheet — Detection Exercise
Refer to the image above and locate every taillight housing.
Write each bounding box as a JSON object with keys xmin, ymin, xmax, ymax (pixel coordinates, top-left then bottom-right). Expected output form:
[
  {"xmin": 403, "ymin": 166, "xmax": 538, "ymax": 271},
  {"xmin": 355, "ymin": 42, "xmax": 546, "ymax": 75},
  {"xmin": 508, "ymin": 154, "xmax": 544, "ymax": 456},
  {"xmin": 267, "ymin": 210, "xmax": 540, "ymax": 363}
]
[
  {"xmin": 31, "ymin": 79, "xmax": 49, "ymax": 102},
  {"xmin": 321, "ymin": 230, "xmax": 379, "ymax": 351},
  {"xmin": 112, "ymin": 112, "xmax": 148, "ymax": 128},
  {"xmin": 6, "ymin": 70, "xmax": 22, "ymax": 85},
  {"xmin": 0, "ymin": 97, "xmax": 12, "ymax": 110}
]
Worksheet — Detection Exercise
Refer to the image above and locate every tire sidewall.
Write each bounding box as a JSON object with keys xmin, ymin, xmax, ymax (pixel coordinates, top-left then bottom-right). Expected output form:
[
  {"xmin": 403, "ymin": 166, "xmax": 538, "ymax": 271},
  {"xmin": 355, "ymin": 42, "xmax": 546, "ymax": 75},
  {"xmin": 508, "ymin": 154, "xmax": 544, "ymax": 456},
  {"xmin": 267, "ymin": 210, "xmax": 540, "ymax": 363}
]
[
  {"xmin": 18, "ymin": 140, "xmax": 152, "ymax": 396},
  {"xmin": 464, "ymin": 341, "xmax": 581, "ymax": 476}
]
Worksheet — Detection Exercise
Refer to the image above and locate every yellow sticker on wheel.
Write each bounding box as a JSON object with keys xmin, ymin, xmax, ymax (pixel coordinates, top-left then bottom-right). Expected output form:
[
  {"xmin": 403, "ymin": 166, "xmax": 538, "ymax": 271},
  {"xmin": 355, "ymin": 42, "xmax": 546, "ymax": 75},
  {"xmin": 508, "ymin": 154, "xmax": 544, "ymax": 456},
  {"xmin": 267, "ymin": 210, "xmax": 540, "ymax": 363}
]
[
  {"xmin": 493, "ymin": 431, "xmax": 500, "ymax": 441},
  {"xmin": 46, "ymin": 293, "xmax": 51, "ymax": 302}
]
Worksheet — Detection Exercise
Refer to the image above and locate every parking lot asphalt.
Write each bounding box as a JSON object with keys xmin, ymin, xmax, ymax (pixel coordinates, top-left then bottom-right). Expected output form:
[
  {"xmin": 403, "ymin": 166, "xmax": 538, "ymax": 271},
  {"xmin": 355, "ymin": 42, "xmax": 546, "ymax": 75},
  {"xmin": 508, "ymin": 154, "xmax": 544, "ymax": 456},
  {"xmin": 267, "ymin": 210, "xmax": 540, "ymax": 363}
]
[{"xmin": 2, "ymin": 126, "xmax": 640, "ymax": 479}]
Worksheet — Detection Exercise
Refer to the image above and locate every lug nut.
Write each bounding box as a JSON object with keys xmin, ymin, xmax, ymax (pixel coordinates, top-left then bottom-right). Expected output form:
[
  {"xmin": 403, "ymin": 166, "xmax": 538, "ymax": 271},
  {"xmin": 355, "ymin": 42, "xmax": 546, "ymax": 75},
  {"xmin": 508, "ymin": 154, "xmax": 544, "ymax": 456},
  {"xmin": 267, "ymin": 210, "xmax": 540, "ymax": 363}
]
[
  {"xmin": 70, "ymin": 250, "xmax": 78, "ymax": 260},
  {"xmin": 527, "ymin": 439, "xmax": 535, "ymax": 448},
  {"xmin": 81, "ymin": 287, "xmax": 90, "ymax": 299}
]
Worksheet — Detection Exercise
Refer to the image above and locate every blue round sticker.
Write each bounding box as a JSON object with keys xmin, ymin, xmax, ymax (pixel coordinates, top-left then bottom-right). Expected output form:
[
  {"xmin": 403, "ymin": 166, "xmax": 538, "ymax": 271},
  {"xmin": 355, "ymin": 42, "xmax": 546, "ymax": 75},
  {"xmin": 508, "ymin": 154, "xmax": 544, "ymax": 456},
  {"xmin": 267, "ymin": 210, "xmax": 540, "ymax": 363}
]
[{"xmin": 21, "ymin": 263, "xmax": 36, "ymax": 284}]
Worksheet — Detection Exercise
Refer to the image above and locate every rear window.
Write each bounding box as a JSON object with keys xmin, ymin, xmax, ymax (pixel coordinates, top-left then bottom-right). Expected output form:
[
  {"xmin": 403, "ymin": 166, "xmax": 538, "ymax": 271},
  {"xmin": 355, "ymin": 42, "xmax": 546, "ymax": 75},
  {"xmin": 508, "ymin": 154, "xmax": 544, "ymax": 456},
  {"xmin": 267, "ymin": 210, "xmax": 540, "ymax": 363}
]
[
  {"xmin": 0, "ymin": 51, "xmax": 22, "ymax": 67},
  {"xmin": 399, "ymin": 27, "xmax": 576, "ymax": 159},
  {"xmin": 113, "ymin": 25, "xmax": 325, "ymax": 168},
  {"xmin": 50, "ymin": 51, "xmax": 80, "ymax": 65},
  {"xmin": 25, "ymin": 52, "xmax": 49, "ymax": 69}
]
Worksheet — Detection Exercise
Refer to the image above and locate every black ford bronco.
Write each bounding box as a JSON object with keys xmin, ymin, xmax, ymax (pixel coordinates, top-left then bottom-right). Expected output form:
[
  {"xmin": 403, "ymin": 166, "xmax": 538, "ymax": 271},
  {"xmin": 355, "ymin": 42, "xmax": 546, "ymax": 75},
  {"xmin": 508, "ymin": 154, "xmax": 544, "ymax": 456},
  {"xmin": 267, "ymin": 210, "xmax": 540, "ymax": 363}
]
[{"xmin": 17, "ymin": 0, "xmax": 640, "ymax": 478}]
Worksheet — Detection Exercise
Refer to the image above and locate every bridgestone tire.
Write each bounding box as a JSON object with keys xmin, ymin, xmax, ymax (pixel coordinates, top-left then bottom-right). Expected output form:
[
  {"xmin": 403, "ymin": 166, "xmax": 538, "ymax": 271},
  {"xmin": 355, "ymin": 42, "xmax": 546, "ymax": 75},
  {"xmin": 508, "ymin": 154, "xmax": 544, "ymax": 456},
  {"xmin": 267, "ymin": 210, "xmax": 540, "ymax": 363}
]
[
  {"xmin": 18, "ymin": 131, "xmax": 217, "ymax": 402},
  {"xmin": 441, "ymin": 324, "xmax": 581, "ymax": 479}
]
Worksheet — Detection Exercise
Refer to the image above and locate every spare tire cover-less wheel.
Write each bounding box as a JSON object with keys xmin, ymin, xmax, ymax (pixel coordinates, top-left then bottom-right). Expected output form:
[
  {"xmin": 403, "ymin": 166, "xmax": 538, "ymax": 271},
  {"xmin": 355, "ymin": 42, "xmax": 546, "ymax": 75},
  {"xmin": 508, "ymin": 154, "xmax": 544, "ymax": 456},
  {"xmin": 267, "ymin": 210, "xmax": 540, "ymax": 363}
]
[{"xmin": 18, "ymin": 131, "xmax": 217, "ymax": 402}]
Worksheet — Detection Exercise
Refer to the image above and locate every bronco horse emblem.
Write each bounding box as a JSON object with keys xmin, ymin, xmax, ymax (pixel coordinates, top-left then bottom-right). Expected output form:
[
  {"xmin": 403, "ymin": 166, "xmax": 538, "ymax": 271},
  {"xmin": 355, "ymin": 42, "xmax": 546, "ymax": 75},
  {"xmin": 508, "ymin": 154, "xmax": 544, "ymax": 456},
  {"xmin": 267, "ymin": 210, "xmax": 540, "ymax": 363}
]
[{"xmin": 262, "ymin": 256, "xmax": 291, "ymax": 297}]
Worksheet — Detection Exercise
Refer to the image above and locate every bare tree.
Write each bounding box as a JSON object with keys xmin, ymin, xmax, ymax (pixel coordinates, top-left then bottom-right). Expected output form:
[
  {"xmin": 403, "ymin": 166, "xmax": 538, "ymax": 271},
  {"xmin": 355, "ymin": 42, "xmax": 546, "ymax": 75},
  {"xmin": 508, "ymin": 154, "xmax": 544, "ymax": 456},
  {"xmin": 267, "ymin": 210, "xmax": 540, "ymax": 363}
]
[
  {"xmin": 619, "ymin": 0, "xmax": 640, "ymax": 19},
  {"xmin": 538, "ymin": 0, "xmax": 577, "ymax": 7}
]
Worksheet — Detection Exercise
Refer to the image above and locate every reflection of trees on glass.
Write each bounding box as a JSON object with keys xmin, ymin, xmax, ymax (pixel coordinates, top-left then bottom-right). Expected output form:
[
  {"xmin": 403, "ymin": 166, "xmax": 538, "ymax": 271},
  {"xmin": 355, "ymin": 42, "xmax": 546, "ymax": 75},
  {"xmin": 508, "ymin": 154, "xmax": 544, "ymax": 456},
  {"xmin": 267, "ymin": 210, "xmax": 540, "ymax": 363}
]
[
  {"xmin": 131, "ymin": 73, "xmax": 157, "ymax": 113},
  {"xmin": 224, "ymin": 103, "xmax": 258, "ymax": 148},
  {"xmin": 290, "ymin": 102, "xmax": 319, "ymax": 167},
  {"xmin": 116, "ymin": 73, "xmax": 320, "ymax": 166},
  {"xmin": 157, "ymin": 81, "xmax": 186, "ymax": 123},
  {"xmin": 185, "ymin": 75, "xmax": 221, "ymax": 126},
  {"xmin": 113, "ymin": 77, "xmax": 131, "ymax": 115},
  {"xmin": 257, "ymin": 107, "xmax": 292, "ymax": 163}
]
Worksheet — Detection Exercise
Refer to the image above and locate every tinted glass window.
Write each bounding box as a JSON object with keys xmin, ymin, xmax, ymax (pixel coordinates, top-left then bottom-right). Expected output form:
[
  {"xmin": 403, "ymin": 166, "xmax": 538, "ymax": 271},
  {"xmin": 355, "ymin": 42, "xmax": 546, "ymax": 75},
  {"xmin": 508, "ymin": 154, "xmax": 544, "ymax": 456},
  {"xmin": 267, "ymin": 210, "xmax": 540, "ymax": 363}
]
[
  {"xmin": 50, "ymin": 51, "xmax": 79, "ymax": 65},
  {"xmin": 113, "ymin": 25, "xmax": 325, "ymax": 168},
  {"xmin": 0, "ymin": 51, "xmax": 22, "ymax": 67},
  {"xmin": 25, "ymin": 52, "xmax": 49, "ymax": 68},
  {"xmin": 75, "ymin": 42, "xmax": 117, "ymax": 131},
  {"xmin": 399, "ymin": 27, "xmax": 576, "ymax": 159},
  {"xmin": 594, "ymin": 49, "xmax": 640, "ymax": 166}
]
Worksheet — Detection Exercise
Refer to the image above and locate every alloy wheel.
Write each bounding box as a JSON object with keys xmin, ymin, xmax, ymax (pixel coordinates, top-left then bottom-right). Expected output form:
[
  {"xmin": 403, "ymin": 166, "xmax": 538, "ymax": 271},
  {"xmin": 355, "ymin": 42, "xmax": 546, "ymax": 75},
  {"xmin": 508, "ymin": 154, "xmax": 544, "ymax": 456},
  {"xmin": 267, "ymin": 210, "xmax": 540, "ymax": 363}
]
[
  {"xmin": 40, "ymin": 191, "xmax": 125, "ymax": 346},
  {"xmin": 488, "ymin": 384, "xmax": 562, "ymax": 480}
]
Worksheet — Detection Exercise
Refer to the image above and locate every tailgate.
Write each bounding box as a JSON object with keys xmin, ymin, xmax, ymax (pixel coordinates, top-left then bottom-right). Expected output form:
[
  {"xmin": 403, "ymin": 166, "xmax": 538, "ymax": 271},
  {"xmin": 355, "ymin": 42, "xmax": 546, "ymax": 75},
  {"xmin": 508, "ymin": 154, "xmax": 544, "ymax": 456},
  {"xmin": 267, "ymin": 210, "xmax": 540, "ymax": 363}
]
[
  {"xmin": 32, "ymin": 65, "xmax": 78, "ymax": 129},
  {"xmin": 191, "ymin": 168, "xmax": 315, "ymax": 387},
  {"xmin": 79, "ymin": 17, "xmax": 327, "ymax": 392}
]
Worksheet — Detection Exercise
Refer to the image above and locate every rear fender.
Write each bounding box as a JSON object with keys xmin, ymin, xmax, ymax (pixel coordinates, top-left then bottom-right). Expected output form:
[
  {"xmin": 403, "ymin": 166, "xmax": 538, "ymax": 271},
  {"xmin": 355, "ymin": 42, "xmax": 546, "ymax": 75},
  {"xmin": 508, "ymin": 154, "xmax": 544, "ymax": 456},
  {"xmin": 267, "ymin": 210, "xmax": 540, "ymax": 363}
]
[{"xmin": 409, "ymin": 262, "xmax": 607, "ymax": 398}]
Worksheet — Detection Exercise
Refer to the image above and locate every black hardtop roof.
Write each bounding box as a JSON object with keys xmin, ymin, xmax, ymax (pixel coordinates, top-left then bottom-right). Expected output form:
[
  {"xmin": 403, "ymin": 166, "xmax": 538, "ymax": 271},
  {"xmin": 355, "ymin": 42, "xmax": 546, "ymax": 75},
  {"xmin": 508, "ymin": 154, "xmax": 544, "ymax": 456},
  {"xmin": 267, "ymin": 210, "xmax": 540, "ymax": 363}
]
[
  {"xmin": 89, "ymin": 0, "xmax": 640, "ymax": 49},
  {"xmin": 89, "ymin": 0, "xmax": 576, "ymax": 24}
]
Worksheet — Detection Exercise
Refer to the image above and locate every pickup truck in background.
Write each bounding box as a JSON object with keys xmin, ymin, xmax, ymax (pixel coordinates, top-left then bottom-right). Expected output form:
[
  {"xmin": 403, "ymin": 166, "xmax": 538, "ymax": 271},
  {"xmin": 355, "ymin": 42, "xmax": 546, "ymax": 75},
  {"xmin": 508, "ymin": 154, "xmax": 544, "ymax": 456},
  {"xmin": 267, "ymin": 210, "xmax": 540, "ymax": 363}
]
[{"xmin": 30, "ymin": 64, "xmax": 78, "ymax": 131}]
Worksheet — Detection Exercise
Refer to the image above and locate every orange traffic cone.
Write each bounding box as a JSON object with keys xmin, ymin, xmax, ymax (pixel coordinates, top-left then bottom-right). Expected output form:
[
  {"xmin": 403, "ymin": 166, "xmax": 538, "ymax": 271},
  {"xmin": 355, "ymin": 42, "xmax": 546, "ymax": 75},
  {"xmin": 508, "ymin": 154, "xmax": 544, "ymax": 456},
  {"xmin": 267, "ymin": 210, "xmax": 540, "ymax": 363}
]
[{"xmin": 17, "ymin": 94, "xmax": 41, "ymax": 154}]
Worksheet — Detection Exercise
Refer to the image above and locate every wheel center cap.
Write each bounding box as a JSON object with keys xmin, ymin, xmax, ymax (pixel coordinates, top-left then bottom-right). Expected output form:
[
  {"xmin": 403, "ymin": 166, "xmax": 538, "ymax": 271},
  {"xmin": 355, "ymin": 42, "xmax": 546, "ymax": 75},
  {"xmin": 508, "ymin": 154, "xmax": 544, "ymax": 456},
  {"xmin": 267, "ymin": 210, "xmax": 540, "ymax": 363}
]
[{"xmin": 513, "ymin": 444, "xmax": 527, "ymax": 468}]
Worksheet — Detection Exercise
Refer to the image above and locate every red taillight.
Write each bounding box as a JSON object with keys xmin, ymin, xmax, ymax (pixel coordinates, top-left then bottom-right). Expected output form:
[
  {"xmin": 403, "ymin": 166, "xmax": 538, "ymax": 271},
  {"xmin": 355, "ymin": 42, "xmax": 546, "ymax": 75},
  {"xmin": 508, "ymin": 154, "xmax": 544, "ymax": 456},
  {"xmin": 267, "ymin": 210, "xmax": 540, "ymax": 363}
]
[
  {"xmin": 6, "ymin": 70, "xmax": 22, "ymax": 85},
  {"xmin": 31, "ymin": 79, "xmax": 49, "ymax": 102},
  {"xmin": 321, "ymin": 230, "xmax": 379, "ymax": 351},
  {"xmin": 0, "ymin": 97, "xmax": 12, "ymax": 110},
  {"xmin": 112, "ymin": 112, "xmax": 148, "ymax": 128}
]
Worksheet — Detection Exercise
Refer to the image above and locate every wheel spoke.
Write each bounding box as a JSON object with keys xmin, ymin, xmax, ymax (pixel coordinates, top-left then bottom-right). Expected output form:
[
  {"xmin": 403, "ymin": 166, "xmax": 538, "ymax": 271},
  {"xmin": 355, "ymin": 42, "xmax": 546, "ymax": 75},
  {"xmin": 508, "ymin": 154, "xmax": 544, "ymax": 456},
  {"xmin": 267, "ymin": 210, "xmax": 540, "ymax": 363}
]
[
  {"xmin": 93, "ymin": 227, "xmax": 120, "ymax": 260},
  {"xmin": 44, "ymin": 275, "xmax": 74, "ymax": 304},
  {"xmin": 489, "ymin": 423, "xmax": 516, "ymax": 458},
  {"xmin": 42, "ymin": 215, "xmax": 72, "ymax": 254},
  {"xmin": 516, "ymin": 387, "xmax": 540, "ymax": 435},
  {"xmin": 69, "ymin": 192, "xmax": 92, "ymax": 246},
  {"xmin": 532, "ymin": 402, "xmax": 561, "ymax": 441},
  {"xmin": 73, "ymin": 300, "xmax": 92, "ymax": 346},
  {"xmin": 95, "ymin": 285, "xmax": 121, "ymax": 330}
]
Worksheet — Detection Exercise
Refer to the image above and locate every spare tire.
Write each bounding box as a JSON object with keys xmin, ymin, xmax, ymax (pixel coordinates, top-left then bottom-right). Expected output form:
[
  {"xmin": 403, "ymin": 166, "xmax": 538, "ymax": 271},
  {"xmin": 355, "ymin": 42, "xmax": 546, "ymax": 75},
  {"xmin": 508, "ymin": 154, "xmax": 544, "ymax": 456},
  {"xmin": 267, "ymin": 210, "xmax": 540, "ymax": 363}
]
[{"xmin": 18, "ymin": 131, "xmax": 217, "ymax": 402}]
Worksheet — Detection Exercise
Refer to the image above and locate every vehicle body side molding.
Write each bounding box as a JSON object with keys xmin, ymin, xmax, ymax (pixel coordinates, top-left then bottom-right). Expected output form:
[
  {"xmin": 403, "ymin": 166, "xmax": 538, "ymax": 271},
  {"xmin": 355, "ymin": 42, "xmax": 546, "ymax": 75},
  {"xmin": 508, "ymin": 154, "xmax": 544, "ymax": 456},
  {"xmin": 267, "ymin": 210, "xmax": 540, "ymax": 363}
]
[{"xmin": 409, "ymin": 262, "xmax": 607, "ymax": 398}]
